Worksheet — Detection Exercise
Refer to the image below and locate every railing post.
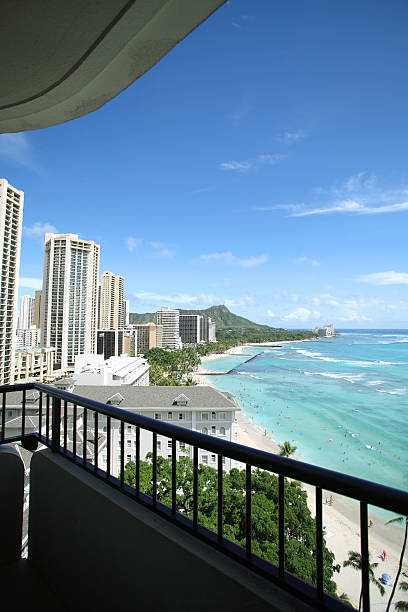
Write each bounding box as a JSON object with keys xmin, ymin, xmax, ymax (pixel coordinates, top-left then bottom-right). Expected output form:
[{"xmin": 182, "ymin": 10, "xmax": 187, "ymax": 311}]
[{"xmin": 51, "ymin": 396, "xmax": 61, "ymax": 452}]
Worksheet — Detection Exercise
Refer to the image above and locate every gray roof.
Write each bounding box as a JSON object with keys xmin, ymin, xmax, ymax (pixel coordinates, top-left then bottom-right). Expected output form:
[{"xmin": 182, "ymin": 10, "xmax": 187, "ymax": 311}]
[
  {"xmin": 2, "ymin": 385, "xmax": 238, "ymax": 417},
  {"xmin": 67, "ymin": 385, "xmax": 238, "ymax": 410}
]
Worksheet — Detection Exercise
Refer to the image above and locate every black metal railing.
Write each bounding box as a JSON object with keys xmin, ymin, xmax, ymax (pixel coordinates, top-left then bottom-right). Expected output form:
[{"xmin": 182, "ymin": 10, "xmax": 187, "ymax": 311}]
[{"xmin": 1, "ymin": 382, "xmax": 407, "ymax": 611}]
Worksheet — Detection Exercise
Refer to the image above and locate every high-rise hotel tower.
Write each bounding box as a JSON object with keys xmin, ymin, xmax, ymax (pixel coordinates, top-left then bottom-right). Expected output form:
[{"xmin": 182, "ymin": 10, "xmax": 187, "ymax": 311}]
[
  {"xmin": 0, "ymin": 179, "xmax": 24, "ymax": 384},
  {"xmin": 98, "ymin": 271, "xmax": 124, "ymax": 330},
  {"xmin": 41, "ymin": 233, "xmax": 100, "ymax": 369}
]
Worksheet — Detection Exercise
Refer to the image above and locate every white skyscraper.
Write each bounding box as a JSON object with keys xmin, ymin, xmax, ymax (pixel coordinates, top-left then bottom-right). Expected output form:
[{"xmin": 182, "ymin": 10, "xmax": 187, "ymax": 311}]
[
  {"xmin": 18, "ymin": 294, "xmax": 35, "ymax": 329},
  {"xmin": 41, "ymin": 233, "xmax": 100, "ymax": 369},
  {"xmin": 156, "ymin": 306, "xmax": 181, "ymax": 349},
  {"xmin": 124, "ymin": 299, "xmax": 130, "ymax": 326},
  {"xmin": 0, "ymin": 179, "xmax": 24, "ymax": 384},
  {"xmin": 98, "ymin": 271, "xmax": 124, "ymax": 330}
]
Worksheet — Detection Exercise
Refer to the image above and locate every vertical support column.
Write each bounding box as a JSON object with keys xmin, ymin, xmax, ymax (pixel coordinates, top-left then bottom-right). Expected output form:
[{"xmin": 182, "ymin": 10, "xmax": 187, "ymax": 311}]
[{"xmin": 51, "ymin": 396, "xmax": 61, "ymax": 452}]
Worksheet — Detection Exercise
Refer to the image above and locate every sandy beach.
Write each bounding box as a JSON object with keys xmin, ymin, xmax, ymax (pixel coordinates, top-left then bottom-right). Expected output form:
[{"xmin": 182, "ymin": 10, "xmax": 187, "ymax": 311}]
[{"xmin": 194, "ymin": 347, "xmax": 407, "ymax": 609}]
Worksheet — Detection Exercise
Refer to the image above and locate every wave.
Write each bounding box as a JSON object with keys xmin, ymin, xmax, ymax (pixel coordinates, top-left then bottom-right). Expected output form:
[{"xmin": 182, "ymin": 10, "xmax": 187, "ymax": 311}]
[
  {"xmin": 376, "ymin": 388, "xmax": 407, "ymax": 396},
  {"xmin": 303, "ymin": 371, "xmax": 363, "ymax": 384},
  {"xmin": 295, "ymin": 349, "xmax": 343, "ymax": 362},
  {"xmin": 378, "ymin": 360, "xmax": 408, "ymax": 365},
  {"xmin": 296, "ymin": 349, "xmax": 375, "ymax": 367},
  {"xmin": 366, "ymin": 380, "xmax": 385, "ymax": 386},
  {"xmin": 237, "ymin": 372, "xmax": 264, "ymax": 380}
]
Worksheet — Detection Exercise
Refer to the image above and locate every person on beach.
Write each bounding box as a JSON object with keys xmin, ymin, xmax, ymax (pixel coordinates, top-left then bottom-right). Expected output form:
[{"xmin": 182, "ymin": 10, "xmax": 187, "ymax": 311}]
[
  {"xmin": 369, "ymin": 520, "xmax": 374, "ymax": 528},
  {"xmin": 383, "ymin": 549, "xmax": 387, "ymax": 561},
  {"xmin": 329, "ymin": 495, "xmax": 334, "ymax": 506}
]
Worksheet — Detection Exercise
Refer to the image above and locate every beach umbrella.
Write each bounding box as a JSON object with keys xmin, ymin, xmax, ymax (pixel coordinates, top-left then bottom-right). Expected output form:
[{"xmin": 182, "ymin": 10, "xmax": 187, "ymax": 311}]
[{"xmin": 382, "ymin": 574, "xmax": 392, "ymax": 581}]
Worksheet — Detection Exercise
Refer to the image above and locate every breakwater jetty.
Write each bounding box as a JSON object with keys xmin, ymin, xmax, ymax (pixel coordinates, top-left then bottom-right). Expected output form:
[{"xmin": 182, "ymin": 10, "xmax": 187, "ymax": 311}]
[{"xmin": 198, "ymin": 351, "xmax": 264, "ymax": 375}]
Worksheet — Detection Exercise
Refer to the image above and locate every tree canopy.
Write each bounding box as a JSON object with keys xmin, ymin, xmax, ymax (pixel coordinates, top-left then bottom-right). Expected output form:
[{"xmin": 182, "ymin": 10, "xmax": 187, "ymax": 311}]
[{"xmin": 124, "ymin": 455, "xmax": 337, "ymax": 595}]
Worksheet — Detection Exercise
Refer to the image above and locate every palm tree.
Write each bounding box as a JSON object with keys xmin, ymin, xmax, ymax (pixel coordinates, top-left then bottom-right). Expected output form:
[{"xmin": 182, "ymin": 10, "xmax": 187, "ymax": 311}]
[
  {"xmin": 343, "ymin": 550, "xmax": 385, "ymax": 611},
  {"xmin": 278, "ymin": 440, "xmax": 297, "ymax": 457},
  {"xmin": 394, "ymin": 581, "xmax": 408, "ymax": 611},
  {"xmin": 385, "ymin": 516, "xmax": 408, "ymax": 612}
]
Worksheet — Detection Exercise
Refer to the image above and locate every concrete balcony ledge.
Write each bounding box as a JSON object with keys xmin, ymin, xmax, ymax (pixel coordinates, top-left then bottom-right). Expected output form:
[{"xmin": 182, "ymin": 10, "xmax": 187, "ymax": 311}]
[{"xmin": 27, "ymin": 449, "xmax": 314, "ymax": 611}]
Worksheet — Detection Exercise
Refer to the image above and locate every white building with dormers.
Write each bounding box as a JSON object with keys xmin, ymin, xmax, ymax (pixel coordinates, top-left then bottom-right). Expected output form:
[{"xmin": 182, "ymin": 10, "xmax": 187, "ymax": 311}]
[{"xmin": 66, "ymin": 385, "xmax": 239, "ymax": 475}]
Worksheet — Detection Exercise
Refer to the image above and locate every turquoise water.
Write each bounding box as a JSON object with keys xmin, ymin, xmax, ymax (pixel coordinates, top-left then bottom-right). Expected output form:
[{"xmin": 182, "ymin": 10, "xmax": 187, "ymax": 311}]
[{"xmin": 201, "ymin": 331, "xmax": 408, "ymax": 493}]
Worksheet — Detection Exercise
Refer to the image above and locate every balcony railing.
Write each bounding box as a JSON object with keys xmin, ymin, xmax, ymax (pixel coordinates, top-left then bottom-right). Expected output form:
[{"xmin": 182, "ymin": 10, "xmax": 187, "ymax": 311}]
[{"xmin": 1, "ymin": 382, "xmax": 407, "ymax": 611}]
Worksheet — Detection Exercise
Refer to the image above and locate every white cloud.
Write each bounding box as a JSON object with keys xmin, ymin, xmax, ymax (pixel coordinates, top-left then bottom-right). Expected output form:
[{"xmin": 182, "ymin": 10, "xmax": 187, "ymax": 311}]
[
  {"xmin": 19, "ymin": 277, "xmax": 42, "ymax": 289},
  {"xmin": 337, "ymin": 311, "xmax": 372, "ymax": 322},
  {"xmin": 293, "ymin": 255, "xmax": 320, "ymax": 266},
  {"xmin": 279, "ymin": 130, "xmax": 306, "ymax": 145},
  {"xmin": 133, "ymin": 292, "xmax": 199, "ymax": 305},
  {"xmin": 283, "ymin": 308, "xmax": 320, "ymax": 321},
  {"xmin": 255, "ymin": 172, "xmax": 408, "ymax": 217},
  {"xmin": 220, "ymin": 160, "xmax": 252, "ymax": 172},
  {"xmin": 291, "ymin": 199, "xmax": 408, "ymax": 217},
  {"xmin": 0, "ymin": 133, "xmax": 38, "ymax": 170},
  {"xmin": 220, "ymin": 153, "xmax": 287, "ymax": 172},
  {"xmin": 198, "ymin": 251, "xmax": 268, "ymax": 268},
  {"xmin": 148, "ymin": 241, "xmax": 176, "ymax": 258},
  {"xmin": 359, "ymin": 271, "xmax": 408, "ymax": 285},
  {"xmin": 267, "ymin": 309, "xmax": 276, "ymax": 318},
  {"xmin": 126, "ymin": 237, "xmax": 141, "ymax": 252},
  {"xmin": 23, "ymin": 222, "xmax": 58, "ymax": 245}
]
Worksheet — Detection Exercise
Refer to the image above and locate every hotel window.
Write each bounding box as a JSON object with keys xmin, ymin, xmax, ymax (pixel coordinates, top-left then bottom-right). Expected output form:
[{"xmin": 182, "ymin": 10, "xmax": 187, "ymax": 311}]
[
  {"xmin": 127, "ymin": 425, "xmax": 132, "ymax": 432},
  {"xmin": 102, "ymin": 455, "xmax": 107, "ymax": 463},
  {"xmin": 219, "ymin": 412, "xmax": 225, "ymax": 420},
  {"xmin": 211, "ymin": 412, "xmax": 216, "ymax": 420},
  {"xmin": 211, "ymin": 426, "xmax": 216, "ymax": 434},
  {"xmin": 211, "ymin": 455, "xmax": 216, "ymax": 463},
  {"xmin": 220, "ymin": 427, "xmax": 226, "ymax": 435},
  {"xmin": 154, "ymin": 413, "xmax": 160, "ymax": 420},
  {"xmin": 167, "ymin": 455, "xmax": 172, "ymax": 459},
  {"xmin": 167, "ymin": 440, "xmax": 172, "ymax": 449},
  {"xmin": 167, "ymin": 412, "xmax": 173, "ymax": 420},
  {"xmin": 127, "ymin": 440, "xmax": 131, "ymax": 448},
  {"xmin": 178, "ymin": 413, "xmax": 183, "ymax": 420},
  {"xmin": 179, "ymin": 442, "xmax": 186, "ymax": 450},
  {"xmin": 126, "ymin": 454, "xmax": 131, "ymax": 462},
  {"xmin": 201, "ymin": 413, "xmax": 208, "ymax": 421},
  {"xmin": 202, "ymin": 427, "xmax": 208, "ymax": 435},
  {"xmin": 202, "ymin": 455, "xmax": 208, "ymax": 464},
  {"xmin": 157, "ymin": 441, "xmax": 161, "ymax": 451}
]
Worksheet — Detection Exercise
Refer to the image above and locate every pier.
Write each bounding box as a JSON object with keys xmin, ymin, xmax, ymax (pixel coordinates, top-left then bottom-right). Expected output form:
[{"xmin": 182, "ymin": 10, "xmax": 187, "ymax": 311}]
[{"xmin": 197, "ymin": 351, "xmax": 264, "ymax": 376}]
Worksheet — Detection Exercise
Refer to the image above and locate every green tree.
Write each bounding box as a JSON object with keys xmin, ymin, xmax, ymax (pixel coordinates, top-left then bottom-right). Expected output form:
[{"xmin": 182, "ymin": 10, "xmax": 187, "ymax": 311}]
[
  {"xmin": 394, "ymin": 581, "xmax": 408, "ymax": 611},
  {"xmin": 124, "ymin": 457, "xmax": 337, "ymax": 594},
  {"xmin": 385, "ymin": 516, "xmax": 408, "ymax": 612},
  {"xmin": 343, "ymin": 550, "xmax": 385, "ymax": 611},
  {"xmin": 278, "ymin": 441, "xmax": 297, "ymax": 458}
]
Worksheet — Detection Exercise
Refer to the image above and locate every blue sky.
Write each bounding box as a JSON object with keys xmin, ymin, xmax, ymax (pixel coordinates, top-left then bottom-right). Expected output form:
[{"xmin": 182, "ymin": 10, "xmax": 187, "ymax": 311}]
[{"xmin": 2, "ymin": 0, "xmax": 408, "ymax": 328}]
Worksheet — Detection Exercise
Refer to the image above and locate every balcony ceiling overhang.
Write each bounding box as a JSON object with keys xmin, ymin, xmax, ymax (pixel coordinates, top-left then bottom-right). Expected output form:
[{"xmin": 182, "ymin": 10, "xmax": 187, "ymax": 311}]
[{"xmin": 0, "ymin": 0, "xmax": 225, "ymax": 133}]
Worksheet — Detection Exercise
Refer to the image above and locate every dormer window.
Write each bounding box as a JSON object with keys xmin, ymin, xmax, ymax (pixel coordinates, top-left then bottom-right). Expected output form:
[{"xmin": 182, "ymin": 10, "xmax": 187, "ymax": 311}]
[
  {"xmin": 25, "ymin": 391, "xmax": 39, "ymax": 404},
  {"xmin": 106, "ymin": 392, "xmax": 125, "ymax": 406},
  {"xmin": 173, "ymin": 393, "xmax": 189, "ymax": 406}
]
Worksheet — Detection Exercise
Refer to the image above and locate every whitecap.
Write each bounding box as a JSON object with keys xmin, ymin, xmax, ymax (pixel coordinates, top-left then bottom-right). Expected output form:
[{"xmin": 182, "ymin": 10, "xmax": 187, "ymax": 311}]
[
  {"xmin": 303, "ymin": 371, "xmax": 362, "ymax": 384},
  {"xmin": 376, "ymin": 388, "xmax": 407, "ymax": 395}
]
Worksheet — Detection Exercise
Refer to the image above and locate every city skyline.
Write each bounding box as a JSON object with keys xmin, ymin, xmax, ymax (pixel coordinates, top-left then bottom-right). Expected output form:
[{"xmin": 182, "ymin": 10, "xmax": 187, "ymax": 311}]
[{"xmin": 2, "ymin": 0, "xmax": 407, "ymax": 328}]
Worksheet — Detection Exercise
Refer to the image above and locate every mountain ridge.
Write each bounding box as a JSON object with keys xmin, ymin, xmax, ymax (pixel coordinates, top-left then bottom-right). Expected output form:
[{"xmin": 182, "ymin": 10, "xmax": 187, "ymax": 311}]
[{"xmin": 129, "ymin": 304, "xmax": 289, "ymax": 332}]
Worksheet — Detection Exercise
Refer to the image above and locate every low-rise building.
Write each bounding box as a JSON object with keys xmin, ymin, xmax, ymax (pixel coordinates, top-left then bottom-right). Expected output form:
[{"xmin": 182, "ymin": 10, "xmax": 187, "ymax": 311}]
[
  {"xmin": 72, "ymin": 385, "xmax": 239, "ymax": 475},
  {"xmin": 72, "ymin": 354, "xmax": 150, "ymax": 386},
  {"xmin": 14, "ymin": 347, "xmax": 55, "ymax": 382}
]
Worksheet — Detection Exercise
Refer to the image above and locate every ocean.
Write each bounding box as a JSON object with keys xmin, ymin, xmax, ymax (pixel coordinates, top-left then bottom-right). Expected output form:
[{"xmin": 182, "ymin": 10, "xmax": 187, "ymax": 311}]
[{"xmin": 200, "ymin": 330, "xmax": 408, "ymax": 494}]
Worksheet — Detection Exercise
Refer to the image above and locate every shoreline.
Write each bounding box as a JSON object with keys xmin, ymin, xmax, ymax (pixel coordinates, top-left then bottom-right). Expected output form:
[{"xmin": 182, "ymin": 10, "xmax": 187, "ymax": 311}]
[{"xmin": 194, "ymin": 346, "xmax": 407, "ymax": 606}]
